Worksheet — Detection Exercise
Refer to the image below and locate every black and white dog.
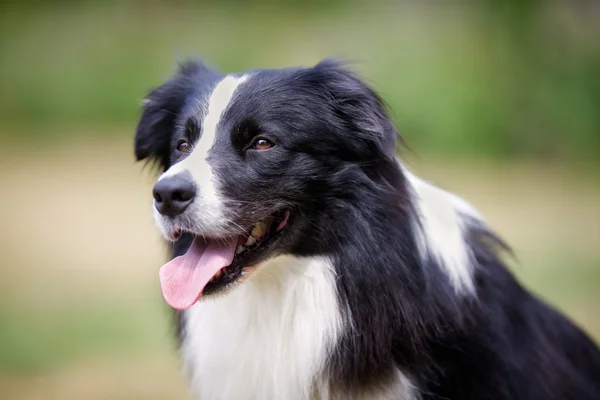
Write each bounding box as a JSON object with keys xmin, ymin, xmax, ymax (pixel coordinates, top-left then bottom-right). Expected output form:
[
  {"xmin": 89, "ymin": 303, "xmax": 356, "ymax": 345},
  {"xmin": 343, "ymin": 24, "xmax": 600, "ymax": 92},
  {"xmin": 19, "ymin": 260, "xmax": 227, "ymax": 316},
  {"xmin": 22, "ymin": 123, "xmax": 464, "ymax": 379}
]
[{"xmin": 135, "ymin": 59, "xmax": 600, "ymax": 400}]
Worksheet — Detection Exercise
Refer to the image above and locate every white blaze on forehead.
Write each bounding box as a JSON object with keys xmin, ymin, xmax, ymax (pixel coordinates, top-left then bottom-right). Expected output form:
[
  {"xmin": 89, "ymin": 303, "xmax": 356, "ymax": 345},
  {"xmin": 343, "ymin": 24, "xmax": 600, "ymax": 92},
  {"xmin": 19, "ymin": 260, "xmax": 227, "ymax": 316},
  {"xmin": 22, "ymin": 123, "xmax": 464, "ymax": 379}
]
[{"xmin": 193, "ymin": 74, "xmax": 248, "ymax": 161}]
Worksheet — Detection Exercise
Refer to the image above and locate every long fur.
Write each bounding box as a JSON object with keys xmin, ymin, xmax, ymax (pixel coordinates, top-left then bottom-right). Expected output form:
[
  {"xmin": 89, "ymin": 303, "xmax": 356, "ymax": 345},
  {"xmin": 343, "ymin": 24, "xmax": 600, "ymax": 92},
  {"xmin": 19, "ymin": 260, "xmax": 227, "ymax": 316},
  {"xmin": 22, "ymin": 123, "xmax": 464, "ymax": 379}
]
[{"xmin": 135, "ymin": 58, "xmax": 600, "ymax": 399}]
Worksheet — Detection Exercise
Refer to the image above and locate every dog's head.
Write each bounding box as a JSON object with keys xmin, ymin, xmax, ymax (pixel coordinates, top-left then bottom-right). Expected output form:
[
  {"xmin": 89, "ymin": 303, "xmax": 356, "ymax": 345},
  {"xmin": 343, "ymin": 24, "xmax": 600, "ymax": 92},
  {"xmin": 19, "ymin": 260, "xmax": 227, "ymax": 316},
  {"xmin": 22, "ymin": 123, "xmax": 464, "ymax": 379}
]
[{"xmin": 135, "ymin": 59, "xmax": 399, "ymax": 309}]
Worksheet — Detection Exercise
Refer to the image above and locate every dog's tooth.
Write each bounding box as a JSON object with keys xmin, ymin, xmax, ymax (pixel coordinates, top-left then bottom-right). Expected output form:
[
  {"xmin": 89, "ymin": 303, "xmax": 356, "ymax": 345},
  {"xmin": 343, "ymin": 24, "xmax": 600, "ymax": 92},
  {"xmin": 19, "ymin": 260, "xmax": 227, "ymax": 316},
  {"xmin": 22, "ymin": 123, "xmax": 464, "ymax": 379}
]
[
  {"xmin": 236, "ymin": 245, "xmax": 246, "ymax": 254},
  {"xmin": 245, "ymin": 236, "xmax": 256, "ymax": 247},
  {"xmin": 251, "ymin": 222, "xmax": 267, "ymax": 239}
]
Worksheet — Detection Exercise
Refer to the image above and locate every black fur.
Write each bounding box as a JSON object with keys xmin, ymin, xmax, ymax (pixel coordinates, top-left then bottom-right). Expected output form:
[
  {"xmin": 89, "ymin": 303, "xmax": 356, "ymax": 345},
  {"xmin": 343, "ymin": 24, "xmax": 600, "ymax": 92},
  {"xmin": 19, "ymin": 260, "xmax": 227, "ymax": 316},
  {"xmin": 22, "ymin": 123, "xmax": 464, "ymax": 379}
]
[
  {"xmin": 135, "ymin": 59, "xmax": 600, "ymax": 399},
  {"xmin": 135, "ymin": 59, "xmax": 221, "ymax": 171}
]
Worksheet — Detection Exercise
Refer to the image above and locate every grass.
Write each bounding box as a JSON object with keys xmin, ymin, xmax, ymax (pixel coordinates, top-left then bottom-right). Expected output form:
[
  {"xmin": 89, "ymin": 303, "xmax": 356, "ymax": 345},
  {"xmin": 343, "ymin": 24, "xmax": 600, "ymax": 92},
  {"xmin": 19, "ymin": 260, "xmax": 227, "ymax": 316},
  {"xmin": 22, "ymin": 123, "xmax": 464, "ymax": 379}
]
[{"xmin": 0, "ymin": 138, "xmax": 598, "ymax": 399}]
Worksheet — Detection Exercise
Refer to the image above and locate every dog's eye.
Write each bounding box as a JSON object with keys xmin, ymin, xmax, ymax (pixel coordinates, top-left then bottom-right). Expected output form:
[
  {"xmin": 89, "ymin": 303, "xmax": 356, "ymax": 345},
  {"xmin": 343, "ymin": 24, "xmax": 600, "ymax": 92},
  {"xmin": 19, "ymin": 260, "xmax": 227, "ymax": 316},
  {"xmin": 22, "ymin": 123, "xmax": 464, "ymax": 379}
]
[
  {"xmin": 177, "ymin": 141, "xmax": 191, "ymax": 153},
  {"xmin": 252, "ymin": 138, "xmax": 274, "ymax": 151}
]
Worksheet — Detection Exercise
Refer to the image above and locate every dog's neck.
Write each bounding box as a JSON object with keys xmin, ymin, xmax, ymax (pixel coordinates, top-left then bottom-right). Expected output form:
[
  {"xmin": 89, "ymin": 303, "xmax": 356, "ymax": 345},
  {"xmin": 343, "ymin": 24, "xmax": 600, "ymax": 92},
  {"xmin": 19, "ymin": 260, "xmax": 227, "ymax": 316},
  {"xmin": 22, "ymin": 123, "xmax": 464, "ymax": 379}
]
[{"xmin": 179, "ymin": 255, "xmax": 343, "ymax": 400}]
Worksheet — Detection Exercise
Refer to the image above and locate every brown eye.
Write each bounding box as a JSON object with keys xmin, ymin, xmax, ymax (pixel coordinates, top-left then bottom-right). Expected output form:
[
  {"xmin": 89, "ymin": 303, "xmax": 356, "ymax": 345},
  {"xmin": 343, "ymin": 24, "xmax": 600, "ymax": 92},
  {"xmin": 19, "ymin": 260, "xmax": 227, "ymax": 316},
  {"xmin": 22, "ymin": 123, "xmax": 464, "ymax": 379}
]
[
  {"xmin": 177, "ymin": 141, "xmax": 191, "ymax": 153},
  {"xmin": 252, "ymin": 138, "xmax": 274, "ymax": 150}
]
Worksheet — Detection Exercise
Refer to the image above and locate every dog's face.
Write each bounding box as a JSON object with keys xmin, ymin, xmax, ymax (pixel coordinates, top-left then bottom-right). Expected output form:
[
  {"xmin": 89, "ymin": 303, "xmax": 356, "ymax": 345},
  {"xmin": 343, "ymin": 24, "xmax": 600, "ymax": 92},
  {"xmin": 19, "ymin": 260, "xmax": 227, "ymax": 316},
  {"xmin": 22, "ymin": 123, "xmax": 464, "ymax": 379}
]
[{"xmin": 135, "ymin": 59, "xmax": 398, "ymax": 308}]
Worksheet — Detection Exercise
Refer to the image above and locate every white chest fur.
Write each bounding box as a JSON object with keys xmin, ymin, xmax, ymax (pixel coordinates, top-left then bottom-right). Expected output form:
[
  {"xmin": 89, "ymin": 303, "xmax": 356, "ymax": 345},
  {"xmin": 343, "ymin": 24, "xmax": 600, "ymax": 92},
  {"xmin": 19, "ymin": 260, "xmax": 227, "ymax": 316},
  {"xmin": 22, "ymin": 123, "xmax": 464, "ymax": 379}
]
[{"xmin": 180, "ymin": 255, "xmax": 343, "ymax": 400}]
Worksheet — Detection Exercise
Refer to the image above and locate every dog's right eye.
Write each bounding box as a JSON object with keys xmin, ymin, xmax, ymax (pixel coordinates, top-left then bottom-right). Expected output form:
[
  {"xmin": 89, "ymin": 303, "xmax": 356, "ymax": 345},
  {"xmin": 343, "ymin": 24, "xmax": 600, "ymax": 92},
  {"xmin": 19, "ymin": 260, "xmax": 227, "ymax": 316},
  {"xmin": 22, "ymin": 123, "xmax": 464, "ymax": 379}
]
[{"xmin": 177, "ymin": 141, "xmax": 191, "ymax": 153}]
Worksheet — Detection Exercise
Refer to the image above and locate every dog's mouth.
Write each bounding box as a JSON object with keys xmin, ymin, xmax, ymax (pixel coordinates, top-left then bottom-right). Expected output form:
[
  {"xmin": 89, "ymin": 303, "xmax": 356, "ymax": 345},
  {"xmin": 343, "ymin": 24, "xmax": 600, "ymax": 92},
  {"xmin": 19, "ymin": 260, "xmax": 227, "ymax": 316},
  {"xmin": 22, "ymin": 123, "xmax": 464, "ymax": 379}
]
[{"xmin": 159, "ymin": 210, "xmax": 291, "ymax": 310}]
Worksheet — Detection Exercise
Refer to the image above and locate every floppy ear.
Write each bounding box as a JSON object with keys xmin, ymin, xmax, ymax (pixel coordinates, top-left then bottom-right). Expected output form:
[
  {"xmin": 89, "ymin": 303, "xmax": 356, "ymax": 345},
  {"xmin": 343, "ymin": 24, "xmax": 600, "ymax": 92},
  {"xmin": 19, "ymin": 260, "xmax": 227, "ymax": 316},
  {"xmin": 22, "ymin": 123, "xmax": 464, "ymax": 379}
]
[
  {"xmin": 312, "ymin": 59, "xmax": 399, "ymax": 161},
  {"xmin": 134, "ymin": 59, "xmax": 221, "ymax": 171}
]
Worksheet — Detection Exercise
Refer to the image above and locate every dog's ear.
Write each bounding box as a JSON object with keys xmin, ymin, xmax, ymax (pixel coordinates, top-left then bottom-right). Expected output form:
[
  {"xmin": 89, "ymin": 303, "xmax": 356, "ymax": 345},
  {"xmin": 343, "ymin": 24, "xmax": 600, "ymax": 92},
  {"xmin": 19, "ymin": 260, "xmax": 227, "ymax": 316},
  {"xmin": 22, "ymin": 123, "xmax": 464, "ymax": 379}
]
[
  {"xmin": 312, "ymin": 59, "xmax": 399, "ymax": 160},
  {"xmin": 134, "ymin": 59, "xmax": 221, "ymax": 171}
]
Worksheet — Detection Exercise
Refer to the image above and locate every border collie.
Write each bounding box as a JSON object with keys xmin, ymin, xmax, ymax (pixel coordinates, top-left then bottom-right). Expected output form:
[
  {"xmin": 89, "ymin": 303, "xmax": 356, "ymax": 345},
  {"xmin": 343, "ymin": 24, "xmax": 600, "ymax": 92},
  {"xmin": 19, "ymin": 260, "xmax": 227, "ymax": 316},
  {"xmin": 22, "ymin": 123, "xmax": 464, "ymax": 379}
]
[{"xmin": 134, "ymin": 59, "xmax": 600, "ymax": 400}]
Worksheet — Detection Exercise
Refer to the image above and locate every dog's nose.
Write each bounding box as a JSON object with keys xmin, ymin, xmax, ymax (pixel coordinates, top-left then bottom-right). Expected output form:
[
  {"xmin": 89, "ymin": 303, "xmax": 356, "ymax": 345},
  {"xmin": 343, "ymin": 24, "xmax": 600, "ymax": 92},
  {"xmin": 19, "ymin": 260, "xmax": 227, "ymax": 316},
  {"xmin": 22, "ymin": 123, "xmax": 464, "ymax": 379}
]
[{"xmin": 153, "ymin": 174, "xmax": 196, "ymax": 217}]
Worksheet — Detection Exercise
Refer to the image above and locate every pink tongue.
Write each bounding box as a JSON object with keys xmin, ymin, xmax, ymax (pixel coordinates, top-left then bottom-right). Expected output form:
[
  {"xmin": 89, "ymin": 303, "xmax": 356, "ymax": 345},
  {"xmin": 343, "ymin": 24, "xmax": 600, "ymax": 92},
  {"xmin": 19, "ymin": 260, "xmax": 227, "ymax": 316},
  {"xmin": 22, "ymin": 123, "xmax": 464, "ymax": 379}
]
[{"xmin": 159, "ymin": 237, "xmax": 236, "ymax": 310}]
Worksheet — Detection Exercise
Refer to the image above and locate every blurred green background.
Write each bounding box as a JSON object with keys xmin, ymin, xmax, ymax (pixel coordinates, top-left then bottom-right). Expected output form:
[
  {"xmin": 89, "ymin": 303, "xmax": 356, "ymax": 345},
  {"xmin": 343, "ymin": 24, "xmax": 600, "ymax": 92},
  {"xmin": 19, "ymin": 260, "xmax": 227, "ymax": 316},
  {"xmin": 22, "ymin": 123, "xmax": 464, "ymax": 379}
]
[{"xmin": 0, "ymin": 1, "xmax": 598, "ymax": 399}]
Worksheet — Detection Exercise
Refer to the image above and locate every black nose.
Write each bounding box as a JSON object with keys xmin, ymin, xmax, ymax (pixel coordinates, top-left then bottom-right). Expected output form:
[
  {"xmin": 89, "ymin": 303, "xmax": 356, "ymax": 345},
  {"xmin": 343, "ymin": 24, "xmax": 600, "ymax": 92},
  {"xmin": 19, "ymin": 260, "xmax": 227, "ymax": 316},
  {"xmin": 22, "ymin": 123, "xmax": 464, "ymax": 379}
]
[{"xmin": 153, "ymin": 174, "xmax": 196, "ymax": 217}]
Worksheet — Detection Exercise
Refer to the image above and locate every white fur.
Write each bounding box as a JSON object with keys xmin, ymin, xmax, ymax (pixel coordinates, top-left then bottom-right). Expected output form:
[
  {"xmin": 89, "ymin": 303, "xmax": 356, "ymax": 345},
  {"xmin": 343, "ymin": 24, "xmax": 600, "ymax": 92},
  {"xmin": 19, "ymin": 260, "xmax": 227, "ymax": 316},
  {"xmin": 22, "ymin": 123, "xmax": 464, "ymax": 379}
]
[
  {"xmin": 155, "ymin": 74, "xmax": 248, "ymax": 236},
  {"xmin": 181, "ymin": 255, "xmax": 343, "ymax": 400},
  {"xmin": 401, "ymin": 164, "xmax": 480, "ymax": 294}
]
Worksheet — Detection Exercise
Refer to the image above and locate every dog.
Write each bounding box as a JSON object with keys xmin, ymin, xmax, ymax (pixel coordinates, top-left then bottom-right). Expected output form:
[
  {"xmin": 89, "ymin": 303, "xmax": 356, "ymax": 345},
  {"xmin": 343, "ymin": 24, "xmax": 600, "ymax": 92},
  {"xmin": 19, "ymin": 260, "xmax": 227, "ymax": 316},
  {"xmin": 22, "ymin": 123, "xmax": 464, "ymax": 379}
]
[{"xmin": 134, "ymin": 59, "xmax": 600, "ymax": 400}]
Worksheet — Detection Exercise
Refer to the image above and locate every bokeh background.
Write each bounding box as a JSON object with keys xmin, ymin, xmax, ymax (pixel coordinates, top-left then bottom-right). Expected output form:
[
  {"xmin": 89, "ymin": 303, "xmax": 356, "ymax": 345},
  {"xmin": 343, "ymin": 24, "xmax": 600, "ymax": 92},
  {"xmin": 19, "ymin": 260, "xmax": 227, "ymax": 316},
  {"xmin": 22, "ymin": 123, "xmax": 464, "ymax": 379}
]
[{"xmin": 1, "ymin": 1, "xmax": 599, "ymax": 399}]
